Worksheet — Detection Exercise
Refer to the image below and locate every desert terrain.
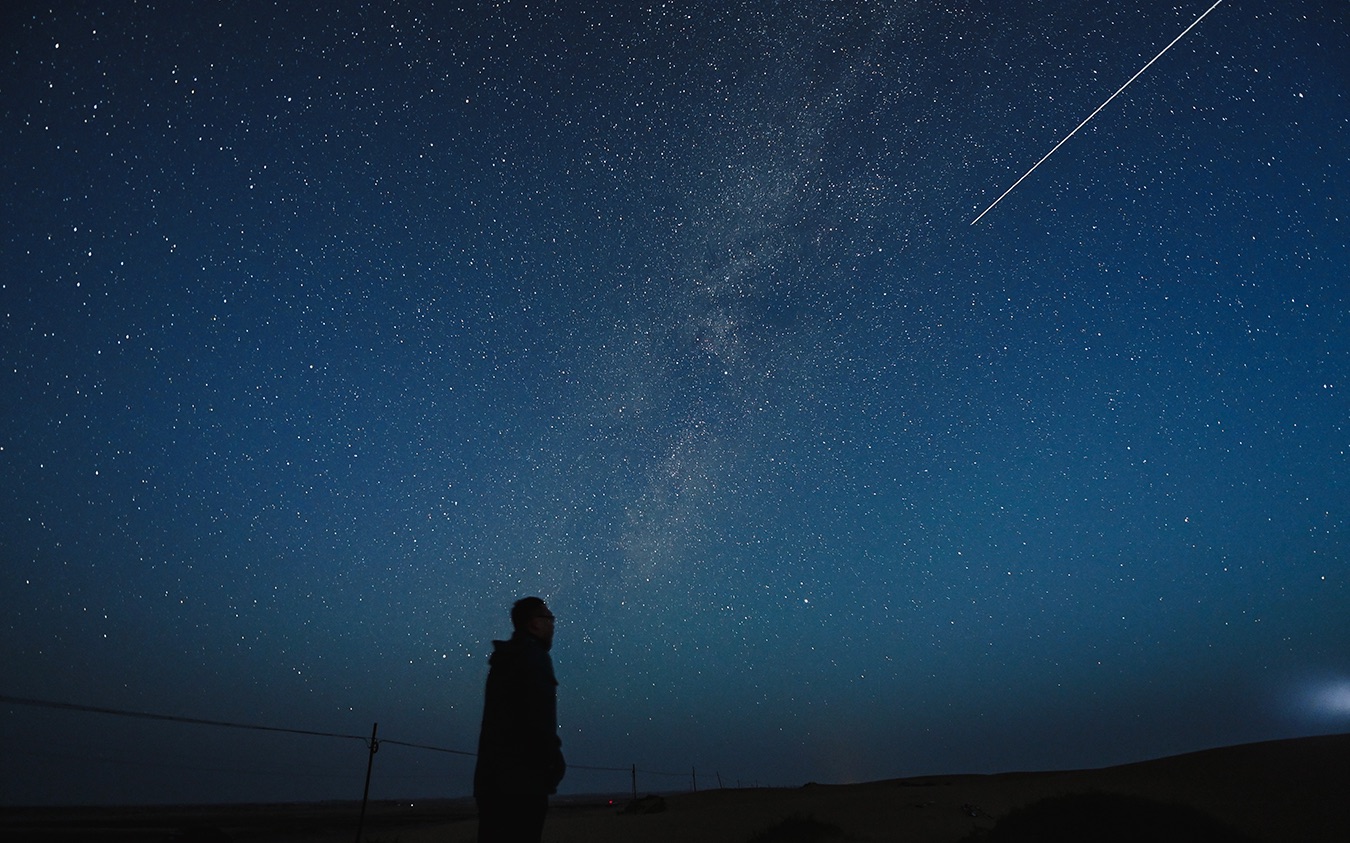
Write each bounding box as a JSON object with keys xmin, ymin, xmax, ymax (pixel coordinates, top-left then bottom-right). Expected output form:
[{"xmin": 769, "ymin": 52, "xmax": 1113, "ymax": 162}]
[{"xmin": 4, "ymin": 732, "xmax": 1346, "ymax": 842}]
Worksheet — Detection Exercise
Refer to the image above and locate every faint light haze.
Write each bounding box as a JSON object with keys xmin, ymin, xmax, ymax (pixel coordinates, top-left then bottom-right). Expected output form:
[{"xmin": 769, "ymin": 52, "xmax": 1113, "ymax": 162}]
[{"xmin": 2, "ymin": 0, "xmax": 1346, "ymax": 806}]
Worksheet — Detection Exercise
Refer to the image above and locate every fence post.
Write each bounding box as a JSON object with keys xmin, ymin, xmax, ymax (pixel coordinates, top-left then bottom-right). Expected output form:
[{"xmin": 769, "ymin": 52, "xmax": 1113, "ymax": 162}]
[
  {"xmin": 691, "ymin": 766, "xmax": 697, "ymax": 792},
  {"xmin": 631, "ymin": 763, "xmax": 637, "ymax": 801},
  {"xmin": 354, "ymin": 722, "xmax": 379, "ymax": 843}
]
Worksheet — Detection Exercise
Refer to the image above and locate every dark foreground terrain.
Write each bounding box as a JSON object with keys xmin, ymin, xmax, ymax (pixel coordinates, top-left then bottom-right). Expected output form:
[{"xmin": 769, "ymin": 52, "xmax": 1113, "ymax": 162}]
[{"xmin": 5, "ymin": 733, "xmax": 1347, "ymax": 843}]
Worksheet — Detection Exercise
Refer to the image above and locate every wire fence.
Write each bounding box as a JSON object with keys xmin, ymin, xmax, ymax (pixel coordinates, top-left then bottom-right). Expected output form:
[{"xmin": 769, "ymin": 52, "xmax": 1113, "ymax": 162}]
[{"xmin": 1, "ymin": 693, "xmax": 736, "ymax": 803}]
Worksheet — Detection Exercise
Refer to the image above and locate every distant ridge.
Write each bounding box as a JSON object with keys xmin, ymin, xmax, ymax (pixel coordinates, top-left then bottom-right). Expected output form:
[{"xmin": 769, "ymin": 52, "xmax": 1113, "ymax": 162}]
[
  {"xmin": 874, "ymin": 732, "xmax": 1350, "ymax": 843},
  {"xmin": 595, "ymin": 732, "xmax": 1350, "ymax": 843},
  {"xmin": 3, "ymin": 733, "xmax": 1346, "ymax": 842},
  {"xmin": 1109, "ymin": 731, "xmax": 1350, "ymax": 777}
]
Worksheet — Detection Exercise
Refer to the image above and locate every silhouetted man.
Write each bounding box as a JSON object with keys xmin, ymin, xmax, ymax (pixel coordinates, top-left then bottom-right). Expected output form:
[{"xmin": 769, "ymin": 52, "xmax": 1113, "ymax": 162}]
[{"xmin": 473, "ymin": 596, "xmax": 565, "ymax": 843}]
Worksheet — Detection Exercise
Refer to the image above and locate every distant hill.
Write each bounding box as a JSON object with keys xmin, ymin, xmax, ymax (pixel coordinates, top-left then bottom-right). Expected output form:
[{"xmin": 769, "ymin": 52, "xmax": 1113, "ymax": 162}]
[{"xmin": 3, "ymin": 733, "xmax": 1346, "ymax": 843}]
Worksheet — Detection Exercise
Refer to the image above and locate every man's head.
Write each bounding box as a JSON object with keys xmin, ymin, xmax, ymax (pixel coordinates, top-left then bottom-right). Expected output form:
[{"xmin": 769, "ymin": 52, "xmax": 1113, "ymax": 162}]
[{"xmin": 511, "ymin": 596, "xmax": 555, "ymax": 646}]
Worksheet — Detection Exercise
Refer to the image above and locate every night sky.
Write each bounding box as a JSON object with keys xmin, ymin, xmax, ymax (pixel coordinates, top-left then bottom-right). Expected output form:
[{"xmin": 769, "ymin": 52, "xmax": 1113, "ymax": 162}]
[{"xmin": 3, "ymin": 0, "xmax": 1347, "ymax": 807}]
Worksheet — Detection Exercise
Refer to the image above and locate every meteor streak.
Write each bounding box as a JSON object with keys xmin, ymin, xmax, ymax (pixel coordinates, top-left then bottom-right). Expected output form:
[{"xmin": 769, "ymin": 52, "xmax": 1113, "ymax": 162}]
[{"xmin": 971, "ymin": 0, "xmax": 1226, "ymax": 225}]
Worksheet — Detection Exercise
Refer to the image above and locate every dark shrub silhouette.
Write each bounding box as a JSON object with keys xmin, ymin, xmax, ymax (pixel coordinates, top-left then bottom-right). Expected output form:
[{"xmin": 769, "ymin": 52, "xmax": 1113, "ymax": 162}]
[
  {"xmin": 745, "ymin": 813, "xmax": 852, "ymax": 843},
  {"xmin": 970, "ymin": 791, "xmax": 1253, "ymax": 843}
]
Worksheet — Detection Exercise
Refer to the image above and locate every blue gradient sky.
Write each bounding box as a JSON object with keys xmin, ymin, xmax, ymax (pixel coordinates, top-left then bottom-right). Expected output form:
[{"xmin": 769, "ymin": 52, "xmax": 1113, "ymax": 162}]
[{"xmin": 3, "ymin": 0, "xmax": 1347, "ymax": 805}]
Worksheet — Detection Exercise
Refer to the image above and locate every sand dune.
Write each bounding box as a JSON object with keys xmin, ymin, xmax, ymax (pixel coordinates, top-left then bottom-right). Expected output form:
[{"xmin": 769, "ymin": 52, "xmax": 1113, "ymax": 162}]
[
  {"xmin": 5, "ymin": 733, "xmax": 1346, "ymax": 843},
  {"xmin": 509, "ymin": 732, "xmax": 1348, "ymax": 843}
]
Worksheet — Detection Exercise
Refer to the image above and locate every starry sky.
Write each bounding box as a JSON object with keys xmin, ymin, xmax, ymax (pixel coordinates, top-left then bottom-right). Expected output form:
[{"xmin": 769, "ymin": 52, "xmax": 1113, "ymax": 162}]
[{"xmin": 2, "ymin": 0, "xmax": 1347, "ymax": 807}]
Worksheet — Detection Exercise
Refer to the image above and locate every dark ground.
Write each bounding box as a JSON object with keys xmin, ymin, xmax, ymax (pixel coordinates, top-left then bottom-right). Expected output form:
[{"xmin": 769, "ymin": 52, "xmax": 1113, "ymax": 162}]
[{"xmin": 4, "ymin": 734, "xmax": 1348, "ymax": 843}]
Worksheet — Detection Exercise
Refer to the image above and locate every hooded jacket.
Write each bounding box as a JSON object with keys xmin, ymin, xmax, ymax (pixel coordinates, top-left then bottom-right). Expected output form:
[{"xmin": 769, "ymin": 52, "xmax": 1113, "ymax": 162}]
[{"xmin": 473, "ymin": 631, "xmax": 566, "ymax": 795}]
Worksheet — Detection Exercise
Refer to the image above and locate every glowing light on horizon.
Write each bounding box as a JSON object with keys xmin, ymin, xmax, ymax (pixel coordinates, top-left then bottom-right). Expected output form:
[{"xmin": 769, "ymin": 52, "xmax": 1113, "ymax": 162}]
[{"xmin": 1307, "ymin": 679, "xmax": 1350, "ymax": 717}]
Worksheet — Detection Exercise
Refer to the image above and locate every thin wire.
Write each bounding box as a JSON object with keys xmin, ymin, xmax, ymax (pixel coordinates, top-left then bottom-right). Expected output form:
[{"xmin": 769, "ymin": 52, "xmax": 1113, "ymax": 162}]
[
  {"xmin": 572, "ymin": 762, "xmax": 637, "ymax": 773},
  {"xmin": 970, "ymin": 0, "xmax": 1226, "ymax": 225},
  {"xmin": 4, "ymin": 694, "xmax": 735, "ymax": 782},
  {"xmin": 379, "ymin": 738, "xmax": 476, "ymax": 757},
  {"xmin": 1, "ymin": 694, "xmax": 369, "ymax": 743},
  {"xmin": 635, "ymin": 767, "xmax": 698, "ymax": 778},
  {"xmin": 9, "ymin": 745, "xmax": 364, "ymax": 779}
]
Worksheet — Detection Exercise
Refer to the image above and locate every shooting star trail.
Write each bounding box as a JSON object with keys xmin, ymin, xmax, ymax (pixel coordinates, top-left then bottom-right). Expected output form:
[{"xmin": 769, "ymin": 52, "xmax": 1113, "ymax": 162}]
[{"xmin": 971, "ymin": 0, "xmax": 1225, "ymax": 225}]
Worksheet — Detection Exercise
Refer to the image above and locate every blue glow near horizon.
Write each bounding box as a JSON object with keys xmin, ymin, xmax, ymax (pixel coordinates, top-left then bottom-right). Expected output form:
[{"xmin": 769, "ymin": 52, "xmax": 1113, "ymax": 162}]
[{"xmin": 1, "ymin": 0, "xmax": 1346, "ymax": 806}]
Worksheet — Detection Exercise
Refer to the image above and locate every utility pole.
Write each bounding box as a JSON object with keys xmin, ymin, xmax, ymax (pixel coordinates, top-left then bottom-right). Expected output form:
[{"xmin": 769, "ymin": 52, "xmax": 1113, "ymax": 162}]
[{"xmin": 354, "ymin": 722, "xmax": 379, "ymax": 843}]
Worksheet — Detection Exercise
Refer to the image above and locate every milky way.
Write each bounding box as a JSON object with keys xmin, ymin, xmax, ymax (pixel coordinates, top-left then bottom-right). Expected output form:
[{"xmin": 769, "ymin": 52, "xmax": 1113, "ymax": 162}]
[{"xmin": 2, "ymin": 1, "xmax": 1346, "ymax": 805}]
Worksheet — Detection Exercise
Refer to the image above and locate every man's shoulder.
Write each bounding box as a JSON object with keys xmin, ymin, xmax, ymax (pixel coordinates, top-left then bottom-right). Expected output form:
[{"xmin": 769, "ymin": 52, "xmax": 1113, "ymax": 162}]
[{"xmin": 488, "ymin": 634, "xmax": 550, "ymax": 667}]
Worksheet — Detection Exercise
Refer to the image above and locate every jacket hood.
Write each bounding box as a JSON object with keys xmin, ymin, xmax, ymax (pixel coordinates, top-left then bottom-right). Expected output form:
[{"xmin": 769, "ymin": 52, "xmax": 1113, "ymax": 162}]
[{"xmin": 490, "ymin": 630, "xmax": 551, "ymax": 661}]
